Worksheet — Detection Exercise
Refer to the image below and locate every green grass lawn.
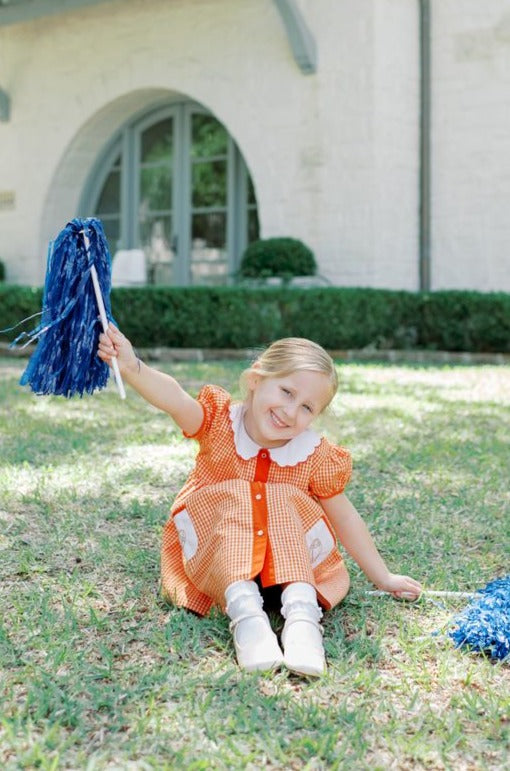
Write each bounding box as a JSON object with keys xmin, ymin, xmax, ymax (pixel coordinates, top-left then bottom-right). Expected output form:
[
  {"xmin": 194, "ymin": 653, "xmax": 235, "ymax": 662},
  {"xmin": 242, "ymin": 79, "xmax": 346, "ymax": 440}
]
[{"xmin": 0, "ymin": 356, "xmax": 508, "ymax": 770}]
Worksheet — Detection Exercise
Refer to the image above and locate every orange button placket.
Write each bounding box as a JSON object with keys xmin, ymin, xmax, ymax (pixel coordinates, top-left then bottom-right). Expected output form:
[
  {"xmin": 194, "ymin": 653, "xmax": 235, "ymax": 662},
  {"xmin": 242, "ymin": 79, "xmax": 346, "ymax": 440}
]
[
  {"xmin": 250, "ymin": 449, "xmax": 276, "ymax": 585},
  {"xmin": 250, "ymin": 480, "xmax": 267, "ymax": 576},
  {"xmin": 254, "ymin": 450, "xmax": 271, "ymax": 483}
]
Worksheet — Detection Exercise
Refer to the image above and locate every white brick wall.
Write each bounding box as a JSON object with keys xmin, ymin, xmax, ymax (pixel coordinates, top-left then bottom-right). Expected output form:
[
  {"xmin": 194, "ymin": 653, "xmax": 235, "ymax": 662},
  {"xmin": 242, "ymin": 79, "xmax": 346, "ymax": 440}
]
[
  {"xmin": 372, "ymin": 0, "xmax": 420, "ymax": 290},
  {"xmin": 431, "ymin": 0, "xmax": 510, "ymax": 290},
  {"xmin": 0, "ymin": 0, "xmax": 508, "ymax": 291}
]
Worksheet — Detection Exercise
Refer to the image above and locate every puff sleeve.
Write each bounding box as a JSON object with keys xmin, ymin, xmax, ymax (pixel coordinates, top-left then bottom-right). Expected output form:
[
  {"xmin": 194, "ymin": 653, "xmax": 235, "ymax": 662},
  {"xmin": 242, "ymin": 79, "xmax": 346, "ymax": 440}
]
[
  {"xmin": 183, "ymin": 384, "xmax": 231, "ymax": 441},
  {"xmin": 309, "ymin": 441, "xmax": 352, "ymax": 499}
]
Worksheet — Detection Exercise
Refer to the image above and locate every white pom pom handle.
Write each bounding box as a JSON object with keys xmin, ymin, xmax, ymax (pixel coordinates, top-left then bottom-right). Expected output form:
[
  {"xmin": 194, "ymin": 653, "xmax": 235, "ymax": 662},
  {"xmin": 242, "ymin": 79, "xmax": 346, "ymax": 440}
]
[
  {"xmin": 366, "ymin": 590, "xmax": 476, "ymax": 600},
  {"xmin": 81, "ymin": 230, "xmax": 126, "ymax": 400}
]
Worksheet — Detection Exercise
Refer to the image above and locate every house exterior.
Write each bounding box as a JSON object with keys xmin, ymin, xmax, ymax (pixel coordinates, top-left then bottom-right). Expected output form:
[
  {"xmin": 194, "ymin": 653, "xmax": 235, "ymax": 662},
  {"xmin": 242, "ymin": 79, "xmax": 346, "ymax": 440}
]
[{"xmin": 0, "ymin": 0, "xmax": 509, "ymax": 291}]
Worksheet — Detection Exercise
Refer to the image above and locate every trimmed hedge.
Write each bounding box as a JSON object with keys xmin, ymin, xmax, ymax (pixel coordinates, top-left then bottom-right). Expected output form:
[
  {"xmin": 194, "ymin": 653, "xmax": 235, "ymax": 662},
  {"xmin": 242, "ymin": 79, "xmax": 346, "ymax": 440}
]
[
  {"xmin": 0, "ymin": 285, "xmax": 43, "ymax": 342},
  {"xmin": 239, "ymin": 237, "xmax": 317, "ymax": 280},
  {"xmin": 1, "ymin": 284, "xmax": 509, "ymax": 353}
]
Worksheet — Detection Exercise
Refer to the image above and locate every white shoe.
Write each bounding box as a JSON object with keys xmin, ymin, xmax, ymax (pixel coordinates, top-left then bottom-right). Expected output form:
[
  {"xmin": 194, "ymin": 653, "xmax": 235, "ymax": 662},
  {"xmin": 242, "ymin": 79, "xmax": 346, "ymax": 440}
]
[
  {"xmin": 281, "ymin": 582, "xmax": 326, "ymax": 677},
  {"xmin": 225, "ymin": 580, "xmax": 284, "ymax": 672},
  {"xmin": 230, "ymin": 612, "xmax": 284, "ymax": 672},
  {"xmin": 281, "ymin": 616, "xmax": 326, "ymax": 677}
]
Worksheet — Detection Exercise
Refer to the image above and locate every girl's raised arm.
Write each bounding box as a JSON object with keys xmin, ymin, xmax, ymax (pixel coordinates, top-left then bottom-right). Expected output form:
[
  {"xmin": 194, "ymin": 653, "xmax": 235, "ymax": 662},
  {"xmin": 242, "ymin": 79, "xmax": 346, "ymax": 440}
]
[{"xmin": 97, "ymin": 323, "xmax": 204, "ymax": 436}]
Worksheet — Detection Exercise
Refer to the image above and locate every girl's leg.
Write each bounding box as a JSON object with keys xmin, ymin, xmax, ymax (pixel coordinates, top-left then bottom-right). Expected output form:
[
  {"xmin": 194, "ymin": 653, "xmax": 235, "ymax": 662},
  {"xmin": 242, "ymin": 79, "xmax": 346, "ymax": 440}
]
[
  {"xmin": 281, "ymin": 582, "xmax": 326, "ymax": 677},
  {"xmin": 225, "ymin": 580, "xmax": 284, "ymax": 672}
]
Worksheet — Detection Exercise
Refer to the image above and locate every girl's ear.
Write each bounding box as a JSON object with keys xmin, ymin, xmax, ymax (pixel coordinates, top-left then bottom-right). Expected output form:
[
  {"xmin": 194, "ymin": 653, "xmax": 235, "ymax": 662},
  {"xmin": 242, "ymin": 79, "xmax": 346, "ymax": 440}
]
[{"xmin": 244, "ymin": 367, "xmax": 260, "ymax": 391}]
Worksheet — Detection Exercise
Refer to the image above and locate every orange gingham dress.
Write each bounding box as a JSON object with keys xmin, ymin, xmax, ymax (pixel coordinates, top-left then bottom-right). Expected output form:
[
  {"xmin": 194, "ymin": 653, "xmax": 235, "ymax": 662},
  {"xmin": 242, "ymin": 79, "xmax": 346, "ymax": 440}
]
[{"xmin": 161, "ymin": 385, "xmax": 352, "ymax": 616}]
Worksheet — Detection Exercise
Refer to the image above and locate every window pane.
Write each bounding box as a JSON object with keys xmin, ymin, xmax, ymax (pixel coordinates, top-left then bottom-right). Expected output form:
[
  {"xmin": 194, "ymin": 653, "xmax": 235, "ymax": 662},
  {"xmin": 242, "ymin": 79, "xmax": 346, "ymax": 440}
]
[
  {"xmin": 191, "ymin": 114, "xmax": 228, "ymax": 158},
  {"xmin": 96, "ymin": 170, "xmax": 120, "ymax": 215},
  {"xmin": 192, "ymin": 160, "xmax": 227, "ymax": 208},
  {"xmin": 139, "ymin": 215, "xmax": 174, "ymax": 285},
  {"xmin": 248, "ymin": 208, "xmax": 260, "ymax": 244},
  {"xmin": 191, "ymin": 211, "xmax": 228, "ymax": 285},
  {"xmin": 141, "ymin": 119, "xmax": 173, "ymax": 164},
  {"xmin": 111, "ymin": 152, "xmax": 122, "ymax": 170},
  {"xmin": 247, "ymin": 176, "xmax": 257, "ymax": 205},
  {"xmin": 101, "ymin": 216, "xmax": 121, "ymax": 255},
  {"xmin": 191, "ymin": 211, "xmax": 226, "ymax": 248},
  {"xmin": 190, "ymin": 254, "xmax": 228, "ymax": 285},
  {"xmin": 140, "ymin": 166, "xmax": 172, "ymax": 211}
]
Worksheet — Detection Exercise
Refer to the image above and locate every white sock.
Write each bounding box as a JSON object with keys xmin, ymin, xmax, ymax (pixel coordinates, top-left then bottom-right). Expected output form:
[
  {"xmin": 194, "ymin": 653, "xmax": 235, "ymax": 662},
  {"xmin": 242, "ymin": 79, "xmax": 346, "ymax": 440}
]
[
  {"xmin": 225, "ymin": 580, "xmax": 263, "ymax": 618},
  {"xmin": 225, "ymin": 582, "xmax": 268, "ymax": 646},
  {"xmin": 281, "ymin": 581, "xmax": 322, "ymax": 620},
  {"xmin": 281, "ymin": 582, "xmax": 325, "ymax": 677},
  {"xmin": 225, "ymin": 580, "xmax": 283, "ymax": 671}
]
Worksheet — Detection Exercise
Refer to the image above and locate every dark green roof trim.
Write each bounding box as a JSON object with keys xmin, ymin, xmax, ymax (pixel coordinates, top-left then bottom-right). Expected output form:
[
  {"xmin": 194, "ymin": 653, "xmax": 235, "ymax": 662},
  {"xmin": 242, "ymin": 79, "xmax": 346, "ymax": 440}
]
[
  {"xmin": 273, "ymin": 0, "xmax": 317, "ymax": 74},
  {"xmin": 0, "ymin": 0, "xmax": 110, "ymax": 26}
]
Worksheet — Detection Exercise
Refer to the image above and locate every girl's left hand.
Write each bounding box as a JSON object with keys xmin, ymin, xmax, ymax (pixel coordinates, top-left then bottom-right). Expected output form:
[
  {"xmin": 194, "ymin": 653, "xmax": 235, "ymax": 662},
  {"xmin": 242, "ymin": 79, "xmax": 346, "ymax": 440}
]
[{"xmin": 378, "ymin": 573, "xmax": 422, "ymax": 600}]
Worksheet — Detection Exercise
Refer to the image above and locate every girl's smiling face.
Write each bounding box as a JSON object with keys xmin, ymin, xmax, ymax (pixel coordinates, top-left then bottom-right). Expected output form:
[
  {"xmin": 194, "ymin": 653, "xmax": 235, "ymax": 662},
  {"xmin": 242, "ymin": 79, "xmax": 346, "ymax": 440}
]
[{"xmin": 243, "ymin": 369, "xmax": 333, "ymax": 448}]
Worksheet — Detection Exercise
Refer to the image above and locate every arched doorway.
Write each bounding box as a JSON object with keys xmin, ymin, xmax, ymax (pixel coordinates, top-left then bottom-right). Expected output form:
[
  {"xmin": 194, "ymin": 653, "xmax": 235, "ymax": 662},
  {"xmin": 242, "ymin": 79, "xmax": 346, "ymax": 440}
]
[{"xmin": 82, "ymin": 101, "xmax": 259, "ymax": 285}]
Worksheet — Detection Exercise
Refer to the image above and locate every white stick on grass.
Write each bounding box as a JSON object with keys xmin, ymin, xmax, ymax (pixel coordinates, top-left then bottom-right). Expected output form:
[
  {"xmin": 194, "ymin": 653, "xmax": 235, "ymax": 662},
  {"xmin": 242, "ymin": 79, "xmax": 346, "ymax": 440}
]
[
  {"xmin": 367, "ymin": 590, "xmax": 476, "ymax": 599},
  {"xmin": 81, "ymin": 231, "xmax": 126, "ymax": 400}
]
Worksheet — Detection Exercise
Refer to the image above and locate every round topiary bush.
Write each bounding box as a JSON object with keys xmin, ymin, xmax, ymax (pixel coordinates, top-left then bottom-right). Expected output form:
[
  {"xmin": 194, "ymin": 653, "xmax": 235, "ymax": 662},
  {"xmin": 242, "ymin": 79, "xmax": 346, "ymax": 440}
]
[{"xmin": 239, "ymin": 237, "xmax": 317, "ymax": 281}]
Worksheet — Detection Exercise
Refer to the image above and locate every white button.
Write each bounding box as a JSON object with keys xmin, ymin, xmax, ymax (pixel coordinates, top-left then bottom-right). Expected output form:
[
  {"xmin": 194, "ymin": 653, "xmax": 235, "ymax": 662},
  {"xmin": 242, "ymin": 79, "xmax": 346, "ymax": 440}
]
[
  {"xmin": 255, "ymin": 493, "xmax": 262, "ymax": 500},
  {"xmin": 257, "ymin": 529, "xmax": 264, "ymax": 536}
]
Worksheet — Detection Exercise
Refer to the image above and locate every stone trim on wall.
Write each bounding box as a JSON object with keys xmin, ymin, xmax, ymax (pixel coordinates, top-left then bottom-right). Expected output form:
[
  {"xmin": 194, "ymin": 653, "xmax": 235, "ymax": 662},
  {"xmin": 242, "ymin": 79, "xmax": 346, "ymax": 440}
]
[{"xmin": 2, "ymin": 342, "xmax": 509, "ymax": 366}]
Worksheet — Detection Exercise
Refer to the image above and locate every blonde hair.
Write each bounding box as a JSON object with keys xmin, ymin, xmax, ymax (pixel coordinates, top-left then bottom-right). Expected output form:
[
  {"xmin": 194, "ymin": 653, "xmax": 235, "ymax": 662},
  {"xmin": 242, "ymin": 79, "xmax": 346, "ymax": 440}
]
[{"xmin": 241, "ymin": 337, "xmax": 338, "ymax": 409}]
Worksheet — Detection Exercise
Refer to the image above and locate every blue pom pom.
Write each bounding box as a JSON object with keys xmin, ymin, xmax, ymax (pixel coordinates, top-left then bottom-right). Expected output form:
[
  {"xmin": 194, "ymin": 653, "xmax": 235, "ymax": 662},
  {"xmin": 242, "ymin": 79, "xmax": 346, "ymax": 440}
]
[
  {"xmin": 14, "ymin": 218, "xmax": 114, "ymax": 398},
  {"xmin": 448, "ymin": 576, "xmax": 510, "ymax": 661}
]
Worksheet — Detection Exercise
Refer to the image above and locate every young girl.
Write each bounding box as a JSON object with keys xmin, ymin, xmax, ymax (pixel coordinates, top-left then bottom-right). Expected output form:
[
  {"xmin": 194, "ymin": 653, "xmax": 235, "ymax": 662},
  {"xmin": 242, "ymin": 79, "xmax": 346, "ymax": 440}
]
[{"xmin": 98, "ymin": 327, "xmax": 421, "ymax": 677}]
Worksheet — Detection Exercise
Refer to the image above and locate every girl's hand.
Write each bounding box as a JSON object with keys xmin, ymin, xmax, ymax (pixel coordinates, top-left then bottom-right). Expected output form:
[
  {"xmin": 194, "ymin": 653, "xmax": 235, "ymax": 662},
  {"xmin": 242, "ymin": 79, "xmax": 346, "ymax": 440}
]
[
  {"xmin": 97, "ymin": 323, "xmax": 138, "ymax": 376},
  {"xmin": 377, "ymin": 573, "xmax": 422, "ymax": 601}
]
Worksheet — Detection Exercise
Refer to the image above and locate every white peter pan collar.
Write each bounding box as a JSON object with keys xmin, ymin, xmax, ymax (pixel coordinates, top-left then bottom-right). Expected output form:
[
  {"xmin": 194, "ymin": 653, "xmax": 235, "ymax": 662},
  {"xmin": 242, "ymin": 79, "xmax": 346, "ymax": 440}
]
[{"xmin": 229, "ymin": 403, "xmax": 321, "ymax": 467}]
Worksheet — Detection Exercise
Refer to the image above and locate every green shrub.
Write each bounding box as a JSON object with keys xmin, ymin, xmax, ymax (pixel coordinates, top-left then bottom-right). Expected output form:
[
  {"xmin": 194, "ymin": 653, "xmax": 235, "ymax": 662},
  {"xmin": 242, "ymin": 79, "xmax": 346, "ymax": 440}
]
[
  {"xmin": 278, "ymin": 288, "xmax": 419, "ymax": 349},
  {"xmin": 2, "ymin": 284, "xmax": 509, "ymax": 353},
  {"xmin": 0, "ymin": 261, "xmax": 5, "ymax": 281},
  {"xmin": 109, "ymin": 286, "xmax": 510, "ymax": 353},
  {"xmin": 239, "ymin": 237, "xmax": 317, "ymax": 280},
  {"xmin": 418, "ymin": 291, "xmax": 510, "ymax": 352},
  {"xmin": 0, "ymin": 285, "xmax": 42, "ymax": 343},
  {"xmin": 111, "ymin": 287, "xmax": 286, "ymax": 348}
]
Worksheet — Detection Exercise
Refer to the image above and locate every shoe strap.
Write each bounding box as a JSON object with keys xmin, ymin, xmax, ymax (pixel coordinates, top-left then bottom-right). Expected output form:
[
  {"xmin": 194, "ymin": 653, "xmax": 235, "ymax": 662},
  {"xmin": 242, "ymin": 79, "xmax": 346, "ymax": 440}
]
[
  {"xmin": 282, "ymin": 614, "xmax": 324, "ymax": 636},
  {"xmin": 281, "ymin": 599, "xmax": 322, "ymax": 622},
  {"xmin": 228, "ymin": 610, "xmax": 270, "ymax": 633}
]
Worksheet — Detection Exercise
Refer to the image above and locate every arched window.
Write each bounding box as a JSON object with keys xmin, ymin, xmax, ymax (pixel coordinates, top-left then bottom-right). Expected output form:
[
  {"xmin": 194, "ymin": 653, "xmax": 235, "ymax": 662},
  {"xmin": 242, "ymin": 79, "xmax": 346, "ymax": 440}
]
[{"xmin": 81, "ymin": 102, "xmax": 259, "ymax": 285}]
